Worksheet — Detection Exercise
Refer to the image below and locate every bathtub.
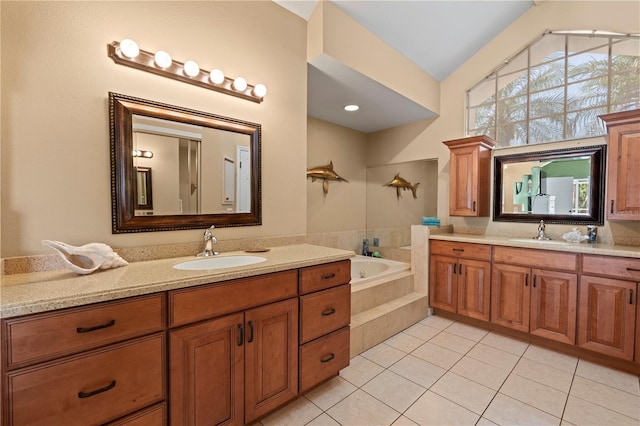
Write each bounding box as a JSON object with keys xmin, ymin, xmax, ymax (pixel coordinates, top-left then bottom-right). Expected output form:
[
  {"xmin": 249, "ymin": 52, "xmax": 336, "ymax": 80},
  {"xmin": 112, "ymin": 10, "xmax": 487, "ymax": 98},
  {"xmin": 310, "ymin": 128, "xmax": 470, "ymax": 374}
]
[{"xmin": 350, "ymin": 255, "xmax": 410, "ymax": 285}]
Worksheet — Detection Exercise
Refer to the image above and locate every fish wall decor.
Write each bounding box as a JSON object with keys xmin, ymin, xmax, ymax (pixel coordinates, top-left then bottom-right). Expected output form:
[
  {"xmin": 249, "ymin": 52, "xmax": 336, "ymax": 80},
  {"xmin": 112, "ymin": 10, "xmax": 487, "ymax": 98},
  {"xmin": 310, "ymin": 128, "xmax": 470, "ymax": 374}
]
[
  {"xmin": 384, "ymin": 173, "xmax": 420, "ymax": 199},
  {"xmin": 307, "ymin": 161, "xmax": 348, "ymax": 194}
]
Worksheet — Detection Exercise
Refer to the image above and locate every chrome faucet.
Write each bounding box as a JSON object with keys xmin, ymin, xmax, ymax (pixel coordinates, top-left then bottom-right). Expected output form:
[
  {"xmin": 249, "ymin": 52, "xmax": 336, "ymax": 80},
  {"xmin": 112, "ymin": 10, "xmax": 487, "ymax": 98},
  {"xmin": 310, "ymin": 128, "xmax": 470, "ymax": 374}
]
[
  {"xmin": 534, "ymin": 220, "xmax": 550, "ymax": 240},
  {"xmin": 198, "ymin": 225, "xmax": 219, "ymax": 256}
]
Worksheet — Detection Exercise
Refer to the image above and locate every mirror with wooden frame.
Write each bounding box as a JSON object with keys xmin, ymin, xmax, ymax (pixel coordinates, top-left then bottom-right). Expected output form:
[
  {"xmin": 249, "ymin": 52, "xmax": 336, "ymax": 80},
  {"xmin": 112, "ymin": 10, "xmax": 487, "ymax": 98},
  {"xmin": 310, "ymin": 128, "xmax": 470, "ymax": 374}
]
[{"xmin": 109, "ymin": 92, "xmax": 261, "ymax": 233}]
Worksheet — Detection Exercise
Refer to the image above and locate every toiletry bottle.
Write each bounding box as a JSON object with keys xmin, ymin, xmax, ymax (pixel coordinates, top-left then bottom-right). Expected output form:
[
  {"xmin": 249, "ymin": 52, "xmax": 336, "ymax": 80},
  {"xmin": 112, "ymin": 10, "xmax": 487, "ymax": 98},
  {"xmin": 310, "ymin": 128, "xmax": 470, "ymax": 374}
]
[
  {"xmin": 362, "ymin": 239, "xmax": 369, "ymax": 256},
  {"xmin": 587, "ymin": 226, "xmax": 597, "ymax": 243}
]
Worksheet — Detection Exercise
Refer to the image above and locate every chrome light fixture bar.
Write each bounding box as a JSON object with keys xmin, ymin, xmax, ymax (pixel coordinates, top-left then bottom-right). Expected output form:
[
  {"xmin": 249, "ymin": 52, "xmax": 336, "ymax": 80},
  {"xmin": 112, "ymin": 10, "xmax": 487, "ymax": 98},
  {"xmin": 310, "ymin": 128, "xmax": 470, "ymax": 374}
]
[{"xmin": 107, "ymin": 40, "xmax": 266, "ymax": 103}]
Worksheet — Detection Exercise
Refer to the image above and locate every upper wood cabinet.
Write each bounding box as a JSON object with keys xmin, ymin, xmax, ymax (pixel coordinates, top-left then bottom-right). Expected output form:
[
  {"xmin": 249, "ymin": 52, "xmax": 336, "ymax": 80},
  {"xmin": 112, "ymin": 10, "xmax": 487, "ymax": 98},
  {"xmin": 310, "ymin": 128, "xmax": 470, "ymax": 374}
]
[
  {"xmin": 600, "ymin": 109, "xmax": 640, "ymax": 220},
  {"xmin": 443, "ymin": 135, "xmax": 496, "ymax": 217}
]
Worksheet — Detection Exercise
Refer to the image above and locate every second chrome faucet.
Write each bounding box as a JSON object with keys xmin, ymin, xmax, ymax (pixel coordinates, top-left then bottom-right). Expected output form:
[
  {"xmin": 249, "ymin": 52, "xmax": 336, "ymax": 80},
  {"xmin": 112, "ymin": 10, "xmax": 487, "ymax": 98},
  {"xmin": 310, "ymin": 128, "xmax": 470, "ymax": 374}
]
[{"xmin": 199, "ymin": 225, "xmax": 219, "ymax": 256}]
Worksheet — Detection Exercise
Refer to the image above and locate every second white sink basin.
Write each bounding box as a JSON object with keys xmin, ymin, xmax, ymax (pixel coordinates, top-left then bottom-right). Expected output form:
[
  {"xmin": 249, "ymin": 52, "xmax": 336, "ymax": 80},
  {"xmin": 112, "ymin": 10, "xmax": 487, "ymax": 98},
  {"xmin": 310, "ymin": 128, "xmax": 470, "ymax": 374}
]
[
  {"xmin": 173, "ymin": 255, "xmax": 267, "ymax": 271},
  {"xmin": 508, "ymin": 238, "xmax": 568, "ymax": 245}
]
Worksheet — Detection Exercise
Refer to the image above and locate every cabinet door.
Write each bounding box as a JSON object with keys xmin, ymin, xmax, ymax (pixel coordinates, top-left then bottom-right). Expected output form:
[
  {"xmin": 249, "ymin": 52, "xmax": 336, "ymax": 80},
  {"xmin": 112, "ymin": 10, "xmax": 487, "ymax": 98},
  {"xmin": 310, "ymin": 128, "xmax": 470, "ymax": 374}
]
[
  {"xmin": 530, "ymin": 269, "xmax": 577, "ymax": 344},
  {"xmin": 169, "ymin": 313, "xmax": 244, "ymax": 426},
  {"xmin": 449, "ymin": 145, "xmax": 479, "ymax": 216},
  {"xmin": 457, "ymin": 259, "xmax": 491, "ymax": 321},
  {"xmin": 429, "ymin": 255, "xmax": 457, "ymax": 313},
  {"xmin": 244, "ymin": 298, "xmax": 298, "ymax": 423},
  {"xmin": 578, "ymin": 275, "xmax": 636, "ymax": 360},
  {"xmin": 491, "ymin": 263, "xmax": 530, "ymax": 332},
  {"xmin": 607, "ymin": 122, "xmax": 640, "ymax": 220}
]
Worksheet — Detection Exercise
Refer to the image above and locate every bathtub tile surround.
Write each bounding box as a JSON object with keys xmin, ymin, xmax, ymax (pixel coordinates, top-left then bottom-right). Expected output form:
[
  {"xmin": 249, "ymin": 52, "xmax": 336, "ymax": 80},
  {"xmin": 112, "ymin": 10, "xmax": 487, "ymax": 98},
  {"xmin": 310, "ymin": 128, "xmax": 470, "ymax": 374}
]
[{"xmin": 257, "ymin": 315, "xmax": 640, "ymax": 426}]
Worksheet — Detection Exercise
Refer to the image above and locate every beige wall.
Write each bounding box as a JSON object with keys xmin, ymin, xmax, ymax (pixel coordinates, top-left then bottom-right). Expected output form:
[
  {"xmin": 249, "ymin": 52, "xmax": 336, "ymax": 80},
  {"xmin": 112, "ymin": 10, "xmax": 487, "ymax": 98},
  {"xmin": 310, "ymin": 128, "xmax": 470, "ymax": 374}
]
[
  {"xmin": 1, "ymin": 1, "xmax": 307, "ymax": 256},
  {"xmin": 367, "ymin": 1, "xmax": 640, "ymax": 243}
]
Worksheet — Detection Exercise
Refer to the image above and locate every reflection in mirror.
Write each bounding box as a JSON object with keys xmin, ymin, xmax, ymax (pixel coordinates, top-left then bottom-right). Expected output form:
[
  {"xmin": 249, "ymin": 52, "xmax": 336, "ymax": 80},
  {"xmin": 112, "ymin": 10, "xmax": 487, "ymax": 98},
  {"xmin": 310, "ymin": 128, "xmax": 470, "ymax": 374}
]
[
  {"xmin": 110, "ymin": 92, "xmax": 261, "ymax": 233},
  {"xmin": 493, "ymin": 145, "xmax": 606, "ymax": 225}
]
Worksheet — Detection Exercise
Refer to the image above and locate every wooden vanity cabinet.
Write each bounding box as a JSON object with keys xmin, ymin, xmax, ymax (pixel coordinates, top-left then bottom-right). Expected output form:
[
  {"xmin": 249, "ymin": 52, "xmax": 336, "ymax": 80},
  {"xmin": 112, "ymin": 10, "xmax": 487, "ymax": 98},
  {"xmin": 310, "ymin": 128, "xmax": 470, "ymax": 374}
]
[
  {"xmin": 169, "ymin": 270, "xmax": 299, "ymax": 425},
  {"xmin": 492, "ymin": 247, "xmax": 578, "ymax": 344},
  {"xmin": 429, "ymin": 241, "xmax": 492, "ymax": 321},
  {"xmin": 578, "ymin": 254, "xmax": 639, "ymax": 361},
  {"xmin": 298, "ymin": 260, "xmax": 351, "ymax": 393},
  {"xmin": 1, "ymin": 294, "xmax": 167, "ymax": 426},
  {"xmin": 443, "ymin": 135, "xmax": 496, "ymax": 217},
  {"xmin": 600, "ymin": 109, "xmax": 640, "ymax": 220}
]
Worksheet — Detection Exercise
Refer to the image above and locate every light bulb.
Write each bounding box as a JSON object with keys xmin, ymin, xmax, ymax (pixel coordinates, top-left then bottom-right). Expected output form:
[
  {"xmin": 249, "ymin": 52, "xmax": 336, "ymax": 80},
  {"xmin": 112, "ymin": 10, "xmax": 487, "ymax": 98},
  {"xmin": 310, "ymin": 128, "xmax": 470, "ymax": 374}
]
[
  {"xmin": 344, "ymin": 104, "xmax": 359, "ymax": 112},
  {"xmin": 253, "ymin": 84, "xmax": 267, "ymax": 97},
  {"xmin": 154, "ymin": 51, "xmax": 172, "ymax": 69},
  {"xmin": 119, "ymin": 39, "xmax": 139, "ymax": 59},
  {"xmin": 143, "ymin": 151, "xmax": 153, "ymax": 158},
  {"xmin": 209, "ymin": 69, "xmax": 225, "ymax": 84},
  {"xmin": 233, "ymin": 77, "xmax": 247, "ymax": 92},
  {"xmin": 183, "ymin": 60, "xmax": 200, "ymax": 77}
]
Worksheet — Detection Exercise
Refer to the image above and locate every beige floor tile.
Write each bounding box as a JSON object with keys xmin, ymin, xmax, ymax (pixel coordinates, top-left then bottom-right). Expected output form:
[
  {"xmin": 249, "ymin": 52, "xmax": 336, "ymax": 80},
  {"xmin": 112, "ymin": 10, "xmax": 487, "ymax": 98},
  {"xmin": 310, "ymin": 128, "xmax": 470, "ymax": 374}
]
[
  {"xmin": 523, "ymin": 344, "xmax": 578, "ymax": 372},
  {"xmin": 476, "ymin": 418, "xmax": 499, "ymax": 426},
  {"xmin": 419, "ymin": 315, "xmax": 454, "ymax": 330},
  {"xmin": 326, "ymin": 389, "xmax": 400, "ymax": 426},
  {"xmin": 430, "ymin": 372, "xmax": 496, "ymax": 415},
  {"xmin": 305, "ymin": 376, "xmax": 357, "ymax": 411},
  {"xmin": 512, "ymin": 357, "xmax": 574, "ymax": 393},
  {"xmin": 466, "ymin": 343, "xmax": 520, "ymax": 371},
  {"xmin": 361, "ymin": 342, "xmax": 407, "ymax": 368},
  {"xmin": 362, "ymin": 370, "xmax": 426, "ymax": 412},
  {"xmin": 500, "ymin": 373, "xmax": 568, "ymax": 417},
  {"xmin": 402, "ymin": 322, "xmax": 440, "ymax": 341},
  {"xmin": 575, "ymin": 359, "xmax": 640, "ymax": 396},
  {"xmin": 444, "ymin": 321, "xmax": 489, "ymax": 342},
  {"xmin": 339, "ymin": 355, "xmax": 385, "ymax": 387},
  {"xmin": 450, "ymin": 356, "xmax": 510, "ymax": 390},
  {"xmin": 480, "ymin": 331, "xmax": 529, "ymax": 356},
  {"xmin": 404, "ymin": 390, "xmax": 479, "ymax": 425},
  {"xmin": 260, "ymin": 396, "xmax": 323, "ymax": 426},
  {"xmin": 391, "ymin": 415, "xmax": 419, "ymax": 426},
  {"xmin": 388, "ymin": 354, "xmax": 447, "ymax": 388},
  {"xmin": 411, "ymin": 341, "xmax": 464, "ymax": 369},
  {"xmin": 483, "ymin": 394, "xmax": 560, "ymax": 426},
  {"xmin": 563, "ymin": 395, "xmax": 640, "ymax": 426},
  {"xmin": 383, "ymin": 331, "xmax": 424, "ymax": 353},
  {"xmin": 570, "ymin": 376, "xmax": 640, "ymax": 420},
  {"xmin": 429, "ymin": 331, "xmax": 477, "ymax": 354},
  {"xmin": 305, "ymin": 413, "xmax": 340, "ymax": 426}
]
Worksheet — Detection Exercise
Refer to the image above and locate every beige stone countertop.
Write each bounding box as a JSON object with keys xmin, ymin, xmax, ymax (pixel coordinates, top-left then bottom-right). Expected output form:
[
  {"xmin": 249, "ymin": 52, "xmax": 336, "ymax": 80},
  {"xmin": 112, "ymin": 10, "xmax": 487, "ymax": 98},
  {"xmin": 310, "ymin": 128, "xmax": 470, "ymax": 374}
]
[
  {"xmin": 0, "ymin": 244, "xmax": 355, "ymax": 319},
  {"xmin": 429, "ymin": 233, "xmax": 640, "ymax": 258}
]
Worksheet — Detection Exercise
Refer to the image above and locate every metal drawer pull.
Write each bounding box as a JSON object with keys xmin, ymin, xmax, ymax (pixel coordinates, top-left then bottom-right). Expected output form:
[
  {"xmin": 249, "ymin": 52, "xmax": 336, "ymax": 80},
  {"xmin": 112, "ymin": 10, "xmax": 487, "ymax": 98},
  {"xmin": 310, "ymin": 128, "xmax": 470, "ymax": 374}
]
[
  {"xmin": 627, "ymin": 267, "xmax": 640, "ymax": 273},
  {"xmin": 238, "ymin": 324, "xmax": 244, "ymax": 346},
  {"xmin": 76, "ymin": 319, "xmax": 115, "ymax": 334},
  {"xmin": 321, "ymin": 308, "xmax": 336, "ymax": 316},
  {"xmin": 320, "ymin": 353, "xmax": 335, "ymax": 363},
  {"xmin": 78, "ymin": 380, "xmax": 116, "ymax": 398},
  {"xmin": 452, "ymin": 248, "xmax": 464, "ymax": 252},
  {"xmin": 321, "ymin": 273, "xmax": 336, "ymax": 280},
  {"xmin": 247, "ymin": 321, "xmax": 254, "ymax": 343}
]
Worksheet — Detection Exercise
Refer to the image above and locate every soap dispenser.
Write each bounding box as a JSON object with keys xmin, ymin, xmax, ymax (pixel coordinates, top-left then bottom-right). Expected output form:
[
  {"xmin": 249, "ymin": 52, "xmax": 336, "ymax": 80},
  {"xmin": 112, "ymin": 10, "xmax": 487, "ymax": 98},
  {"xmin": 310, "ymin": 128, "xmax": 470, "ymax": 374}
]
[{"xmin": 362, "ymin": 239, "xmax": 369, "ymax": 256}]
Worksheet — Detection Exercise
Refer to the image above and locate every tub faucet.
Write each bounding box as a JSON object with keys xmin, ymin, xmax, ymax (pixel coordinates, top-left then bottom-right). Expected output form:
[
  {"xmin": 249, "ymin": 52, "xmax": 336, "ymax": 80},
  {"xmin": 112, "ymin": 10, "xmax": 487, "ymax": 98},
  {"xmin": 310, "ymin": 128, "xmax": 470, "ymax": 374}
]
[
  {"xmin": 534, "ymin": 220, "xmax": 550, "ymax": 240},
  {"xmin": 198, "ymin": 225, "xmax": 219, "ymax": 256}
]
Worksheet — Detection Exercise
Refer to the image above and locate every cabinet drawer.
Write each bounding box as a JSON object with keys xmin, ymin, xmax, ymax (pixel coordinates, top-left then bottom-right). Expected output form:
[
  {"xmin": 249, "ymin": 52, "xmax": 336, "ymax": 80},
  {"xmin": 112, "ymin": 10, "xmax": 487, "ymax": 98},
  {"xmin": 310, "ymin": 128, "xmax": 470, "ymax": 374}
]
[
  {"xmin": 299, "ymin": 327, "xmax": 350, "ymax": 392},
  {"xmin": 169, "ymin": 270, "xmax": 298, "ymax": 327},
  {"xmin": 3, "ymin": 294, "xmax": 166, "ymax": 369},
  {"xmin": 493, "ymin": 246, "xmax": 577, "ymax": 272},
  {"xmin": 300, "ymin": 285, "xmax": 350, "ymax": 344},
  {"xmin": 6, "ymin": 333, "xmax": 165, "ymax": 426},
  {"xmin": 581, "ymin": 255, "xmax": 640, "ymax": 281},
  {"xmin": 106, "ymin": 403, "xmax": 167, "ymax": 426},
  {"xmin": 430, "ymin": 241, "xmax": 491, "ymax": 261},
  {"xmin": 299, "ymin": 260, "xmax": 351, "ymax": 294}
]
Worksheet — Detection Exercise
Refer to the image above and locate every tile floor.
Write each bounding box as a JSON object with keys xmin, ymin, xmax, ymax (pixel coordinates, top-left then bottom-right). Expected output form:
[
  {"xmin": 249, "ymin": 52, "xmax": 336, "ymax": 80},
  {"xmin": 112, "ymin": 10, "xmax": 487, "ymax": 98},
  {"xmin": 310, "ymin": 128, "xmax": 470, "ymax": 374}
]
[{"xmin": 258, "ymin": 315, "xmax": 640, "ymax": 426}]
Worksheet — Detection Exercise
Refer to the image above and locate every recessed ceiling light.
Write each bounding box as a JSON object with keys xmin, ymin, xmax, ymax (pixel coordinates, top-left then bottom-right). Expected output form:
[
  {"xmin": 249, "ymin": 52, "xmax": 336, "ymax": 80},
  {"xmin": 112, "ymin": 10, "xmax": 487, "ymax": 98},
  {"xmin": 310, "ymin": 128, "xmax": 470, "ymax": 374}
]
[{"xmin": 344, "ymin": 104, "xmax": 359, "ymax": 112}]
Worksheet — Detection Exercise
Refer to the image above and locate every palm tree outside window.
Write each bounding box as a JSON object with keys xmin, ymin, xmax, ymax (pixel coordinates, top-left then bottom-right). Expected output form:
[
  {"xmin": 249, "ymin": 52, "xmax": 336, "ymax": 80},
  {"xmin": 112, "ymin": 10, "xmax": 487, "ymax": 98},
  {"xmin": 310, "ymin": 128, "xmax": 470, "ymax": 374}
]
[{"xmin": 467, "ymin": 31, "xmax": 640, "ymax": 147}]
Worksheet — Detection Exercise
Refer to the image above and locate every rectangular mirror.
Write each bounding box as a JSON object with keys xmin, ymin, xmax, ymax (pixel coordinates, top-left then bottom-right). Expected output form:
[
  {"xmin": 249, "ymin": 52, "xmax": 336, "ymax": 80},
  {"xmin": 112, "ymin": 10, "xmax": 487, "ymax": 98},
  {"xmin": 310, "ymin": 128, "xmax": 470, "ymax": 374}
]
[
  {"xmin": 493, "ymin": 145, "xmax": 606, "ymax": 225},
  {"xmin": 110, "ymin": 92, "xmax": 261, "ymax": 233}
]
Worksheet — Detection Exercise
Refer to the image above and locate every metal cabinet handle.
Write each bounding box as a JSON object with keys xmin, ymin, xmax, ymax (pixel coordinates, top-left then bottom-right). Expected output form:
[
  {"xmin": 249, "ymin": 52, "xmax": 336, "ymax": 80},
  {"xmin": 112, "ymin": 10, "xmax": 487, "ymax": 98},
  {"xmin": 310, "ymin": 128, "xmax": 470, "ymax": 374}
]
[
  {"xmin": 321, "ymin": 273, "xmax": 336, "ymax": 280},
  {"xmin": 525, "ymin": 274, "xmax": 529, "ymax": 287},
  {"xmin": 247, "ymin": 321, "xmax": 254, "ymax": 343},
  {"xmin": 458, "ymin": 264, "xmax": 463, "ymax": 275},
  {"xmin": 78, "ymin": 380, "xmax": 116, "ymax": 399},
  {"xmin": 238, "ymin": 324, "xmax": 244, "ymax": 346},
  {"xmin": 610, "ymin": 200, "xmax": 614, "ymax": 214},
  {"xmin": 473, "ymin": 201, "xmax": 477, "ymax": 212},
  {"xmin": 321, "ymin": 308, "xmax": 336, "ymax": 316},
  {"xmin": 533, "ymin": 275, "xmax": 537, "ymax": 288},
  {"xmin": 77, "ymin": 319, "xmax": 115, "ymax": 334},
  {"xmin": 320, "ymin": 353, "xmax": 335, "ymax": 363},
  {"xmin": 630, "ymin": 289, "xmax": 634, "ymax": 305}
]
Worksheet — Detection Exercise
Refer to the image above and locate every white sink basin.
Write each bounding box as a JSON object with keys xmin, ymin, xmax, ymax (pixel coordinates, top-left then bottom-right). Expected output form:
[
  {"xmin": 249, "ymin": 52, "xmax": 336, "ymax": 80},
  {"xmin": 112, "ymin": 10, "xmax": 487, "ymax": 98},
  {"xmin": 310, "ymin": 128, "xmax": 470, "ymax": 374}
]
[
  {"xmin": 508, "ymin": 238, "xmax": 569, "ymax": 245},
  {"xmin": 173, "ymin": 255, "xmax": 267, "ymax": 271}
]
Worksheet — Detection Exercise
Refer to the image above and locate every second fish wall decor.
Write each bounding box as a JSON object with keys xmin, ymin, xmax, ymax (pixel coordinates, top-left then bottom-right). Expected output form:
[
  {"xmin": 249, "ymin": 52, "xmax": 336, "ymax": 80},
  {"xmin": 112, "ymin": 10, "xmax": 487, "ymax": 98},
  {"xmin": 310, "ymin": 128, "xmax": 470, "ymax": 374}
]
[{"xmin": 384, "ymin": 173, "xmax": 420, "ymax": 199}]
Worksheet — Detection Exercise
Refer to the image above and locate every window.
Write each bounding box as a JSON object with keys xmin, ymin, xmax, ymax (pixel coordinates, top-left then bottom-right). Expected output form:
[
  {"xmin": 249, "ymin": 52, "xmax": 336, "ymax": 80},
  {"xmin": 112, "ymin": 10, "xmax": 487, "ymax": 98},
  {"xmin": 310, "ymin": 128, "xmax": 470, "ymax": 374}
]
[{"xmin": 467, "ymin": 31, "xmax": 640, "ymax": 147}]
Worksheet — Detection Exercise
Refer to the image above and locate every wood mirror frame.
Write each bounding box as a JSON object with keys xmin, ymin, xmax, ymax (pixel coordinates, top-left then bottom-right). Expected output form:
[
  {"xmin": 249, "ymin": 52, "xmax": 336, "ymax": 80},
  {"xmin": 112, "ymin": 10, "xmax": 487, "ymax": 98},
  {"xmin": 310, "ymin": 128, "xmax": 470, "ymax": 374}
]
[
  {"xmin": 109, "ymin": 92, "xmax": 261, "ymax": 233},
  {"xmin": 493, "ymin": 145, "xmax": 606, "ymax": 225}
]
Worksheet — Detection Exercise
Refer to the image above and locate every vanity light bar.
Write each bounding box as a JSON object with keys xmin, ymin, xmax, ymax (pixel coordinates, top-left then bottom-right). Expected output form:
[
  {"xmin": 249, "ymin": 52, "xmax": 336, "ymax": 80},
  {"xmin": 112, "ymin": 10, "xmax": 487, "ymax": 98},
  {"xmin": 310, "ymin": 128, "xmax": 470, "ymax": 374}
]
[{"xmin": 107, "ymin": 40, "xmax": 266, "ymax": 103}]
